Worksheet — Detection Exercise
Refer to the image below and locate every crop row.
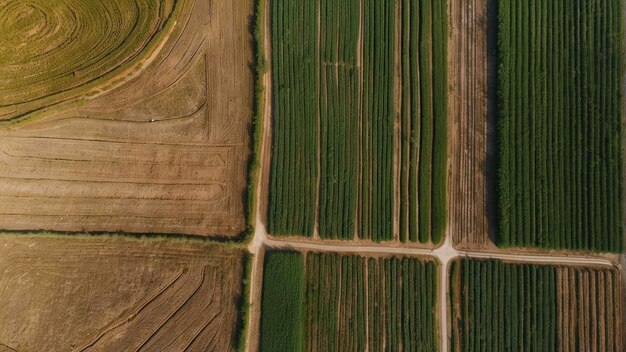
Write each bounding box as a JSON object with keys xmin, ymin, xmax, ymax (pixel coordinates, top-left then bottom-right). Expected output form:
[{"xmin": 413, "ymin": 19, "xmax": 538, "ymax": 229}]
[
  {"xmin": 556, "ymin": 266, "xmax": 623, "ymax": 352},
  {"xmin": 497, "ymin": 0, "xmax": 624, "ymax": 252},
  {"xmin": 260, "ymin": 251, "xmax": 438, "ymax": 351},
  {"xmin": 269, "ymin": 0, "xmax": 448, "ymax": 244},
  {"xmin": 318, "ymin": 0, "xmax": 361, "ymax": 239},
  {"xmin": 398, "ymin": 0, "xmax": 448, "ymax": 244},
  {"xmin": 450, "ymin": 259, "xmax": 623, "ymax": 352},
  {"xmin": 359, "ymin": 0, "xmax": 396, "ymax": 241},
  {"xmin": 267, "ymin": 0, "xmax": 318, "ymax": 236}
]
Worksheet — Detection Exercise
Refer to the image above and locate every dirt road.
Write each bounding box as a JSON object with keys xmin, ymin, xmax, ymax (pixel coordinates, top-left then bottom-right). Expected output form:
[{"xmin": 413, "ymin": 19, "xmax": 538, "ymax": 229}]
[
  {"xmin": 256, "ymin": 232, "xmax": 616, "ymax": 352},
  {"xmin": 244, "ymin": 0, "xmax": 273, "ymax": 350}
]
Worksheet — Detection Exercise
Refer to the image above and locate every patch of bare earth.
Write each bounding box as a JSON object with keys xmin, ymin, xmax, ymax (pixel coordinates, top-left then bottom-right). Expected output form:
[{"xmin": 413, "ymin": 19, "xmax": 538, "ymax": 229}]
[
  {"xmin": 0, "ymin": 0, "xmax": 254, "ymax": 237},
  {"xmin": 447, "ymin": 0, "xmax": 491, "ymax": 249},
  {"xmin": 0, "ymin": 235, "xmax": 245, "ymax": 351},
  {"xmin": 556, "ymin": 266, "xmax": 623, "ymax": 352}
]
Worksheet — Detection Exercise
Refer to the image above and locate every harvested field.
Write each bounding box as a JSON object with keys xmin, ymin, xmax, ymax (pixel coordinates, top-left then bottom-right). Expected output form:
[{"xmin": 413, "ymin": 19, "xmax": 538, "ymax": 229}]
[
  {"xmin": 0, "ymin": 0, "xmax": 178, "ymax": 121},
  {"xmin": 259, "ymin": 251, "xmax": 439, "ymax": 351},
  {"xmin": 449, "ymin": 258, "xmax": 623, "ymax": 352},
  {"xmin": 267, "ymin": 0, "xmax": 448, "ymax": 245},
  {"xmin": 0, "ymin": 0, "xmax": 254, "ymax": 237},
  {"xmin": 447, "ymin": 0, "xmax": 494, "ymax": 249},
  {"xmin": 0, "ymin": 235, "xmax": 245, "ymax": 351}
]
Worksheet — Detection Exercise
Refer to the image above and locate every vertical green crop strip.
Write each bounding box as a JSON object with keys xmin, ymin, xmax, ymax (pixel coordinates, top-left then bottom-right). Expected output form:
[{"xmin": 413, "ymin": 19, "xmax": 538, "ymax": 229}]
[
  {"xmin": 359, "ymin": 0, "xmax": 396, "ymax": 241},
  {"xmin": 429, "ymin": 0, "xmax": 448, "ymax": 244},
  {"xmin": 399, "ymin": 0, "xmax": 448, "ymax": 244},
  {"xmin": 259, "ymin": 251, "xmax": 305, "ymax": 352},
  {"xmin": 497, "ymin": 0, "xmax": 624, "ymax": 252},
  {"xmin": 318, "ymin": 0, "xmax": 360, "ymax": 240},
  {"xmin": 305, "ymin": 253, "xmax": 438, "ymax": 351},
  {"xmin": 268, "ymin": 0, "xmax": 318, "ymax": 236}
]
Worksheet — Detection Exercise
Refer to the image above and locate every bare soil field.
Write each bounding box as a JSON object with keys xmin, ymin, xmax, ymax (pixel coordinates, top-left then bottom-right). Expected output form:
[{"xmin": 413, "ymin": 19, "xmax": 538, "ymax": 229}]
[
  {"xmin": 447, "ymin": 0, "xmax": 497, "ymax": 249},
  {"xmin": 0, "ymin": 235, "xmax": 245, "ymax": 351},
  {"xmin": 0, "ymin": 0, "xmax": 254, "ymax": 237}
]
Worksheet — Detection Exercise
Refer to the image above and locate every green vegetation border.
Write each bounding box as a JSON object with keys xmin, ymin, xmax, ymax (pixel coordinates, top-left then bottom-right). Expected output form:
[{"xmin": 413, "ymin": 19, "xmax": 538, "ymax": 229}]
[{"xmin": 235, "ymin": 253, "xmax": 254, "ymax": 352}]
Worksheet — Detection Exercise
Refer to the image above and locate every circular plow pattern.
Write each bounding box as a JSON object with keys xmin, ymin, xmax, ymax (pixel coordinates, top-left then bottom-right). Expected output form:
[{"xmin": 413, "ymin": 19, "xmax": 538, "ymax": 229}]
[{"xmin": 0, "ymin": 0, "xmax": 176, "ymax": 118}]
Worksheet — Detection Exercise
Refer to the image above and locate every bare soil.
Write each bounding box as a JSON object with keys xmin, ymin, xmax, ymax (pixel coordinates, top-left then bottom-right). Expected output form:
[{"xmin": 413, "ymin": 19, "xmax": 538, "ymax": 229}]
[
  {"xmin": 0, "ymin": 0, "xmax": 254, "ymax": 237},
  {"xmin": 555, "ymin": 266, "xmax": 623, "ymax": 352},
  {"xmin": 447, "ymin": 0, "xmax": 499, "ymax": 249},
  {"xmin": 0, "ymin": 235, "xmax": 245, "ymax": 351}
]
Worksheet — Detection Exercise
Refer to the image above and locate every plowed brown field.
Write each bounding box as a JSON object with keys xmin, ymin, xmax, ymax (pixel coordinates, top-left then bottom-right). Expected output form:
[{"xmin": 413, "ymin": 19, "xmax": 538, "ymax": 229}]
[
  {"xmin": 447, "ymin": 0, "xmax": 495, "ymax": 249},
  {"xmin": 0, "ymin": 235, "xmax": 245, "ymax": 351},
  {"xmin": 0, "ymin": 0, "xmax": 254, "ymax": 237}
]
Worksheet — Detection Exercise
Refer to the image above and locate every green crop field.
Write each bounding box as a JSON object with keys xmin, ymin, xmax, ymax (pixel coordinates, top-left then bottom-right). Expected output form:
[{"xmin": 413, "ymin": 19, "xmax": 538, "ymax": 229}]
[
  {"xmin": 497, "ymin": 0, "xmax": 624, "ymax": 252},
  {"xmin": 318, "ymin": 0, "xmax": 361, "ymax": 240},
  {"xmin": 267, "ymin": 0, "xmax": 318, "ymax": 236},
  {"xmin": 450, "ymin": 258, "xmax": 623, "ymax": 352},
  {"xmin": 259, "ymin": 251, "xmax": 439, "ymax": 351},
  {"xmin": 268, "ymin": 0, "xmax": 448, "ymax": 244},
  {"xmin": 399, "ymin": 0, "xmax": 448, "ymax": 243}
]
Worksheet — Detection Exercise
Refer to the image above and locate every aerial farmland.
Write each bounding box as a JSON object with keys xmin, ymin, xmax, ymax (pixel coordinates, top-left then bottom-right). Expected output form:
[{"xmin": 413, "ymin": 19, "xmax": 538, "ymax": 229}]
[{"xmin": 0, "ymin": 0, "xmax": 623, "ymax": 351}]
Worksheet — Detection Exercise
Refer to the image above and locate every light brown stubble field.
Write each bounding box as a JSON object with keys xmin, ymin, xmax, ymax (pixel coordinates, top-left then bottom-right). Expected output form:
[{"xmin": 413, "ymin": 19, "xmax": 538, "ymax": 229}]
[
  {"xmin": 0, "ymin": 235, "xmax": 245, "ymax": 351},
  {"xmin": 0, "ymin": 0, "xmax": 254, "ymax": 237},
  {"xmin": 447, "ymin": 0, "xmax": 493, "ymax": 249}
]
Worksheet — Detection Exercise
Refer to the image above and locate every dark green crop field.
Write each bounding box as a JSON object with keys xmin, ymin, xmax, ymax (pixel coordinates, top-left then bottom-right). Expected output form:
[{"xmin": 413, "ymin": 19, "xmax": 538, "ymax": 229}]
[
  {"xmin": 497, "ymin": 0, "xmax": 624, "ymax": 252},
  {"xmin": 259, "ymin": 251, "xmax": 439, "ymax": 351},
  {"xmin": 268, "ymin": 0, "xmax": 448, "ymax": 244}
]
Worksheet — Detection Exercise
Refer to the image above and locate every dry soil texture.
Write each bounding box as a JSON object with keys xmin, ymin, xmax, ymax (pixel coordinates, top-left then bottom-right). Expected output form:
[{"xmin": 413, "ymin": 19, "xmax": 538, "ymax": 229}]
[
  {"xmin": 447, "ymin": 0, "xmax": 494, "ymax": 249},
  {"xmin": 0, "ymin": 0, "xmax": 254, "ymax": 237},
  {"xmin": 0, "ymin": 235, "xmax": 245, "ymax": 351}
]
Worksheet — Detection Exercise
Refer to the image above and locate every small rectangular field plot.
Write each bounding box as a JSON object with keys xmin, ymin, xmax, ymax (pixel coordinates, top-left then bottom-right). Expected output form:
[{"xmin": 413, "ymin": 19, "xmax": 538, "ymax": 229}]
[
  {"xmin": 0, "ymin": 235, "xmax": 245, "ymax": 352},
  {"xmin": 449, "ymin": 258, "xmax": 623, "ymax": 352},
  {"xmin": 260, "ymin": 251, "xmax": 439, "ymax": 351},
  {"xmin": 268, "ymin": 0, "xmax": 448, "ymax": 245}
]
